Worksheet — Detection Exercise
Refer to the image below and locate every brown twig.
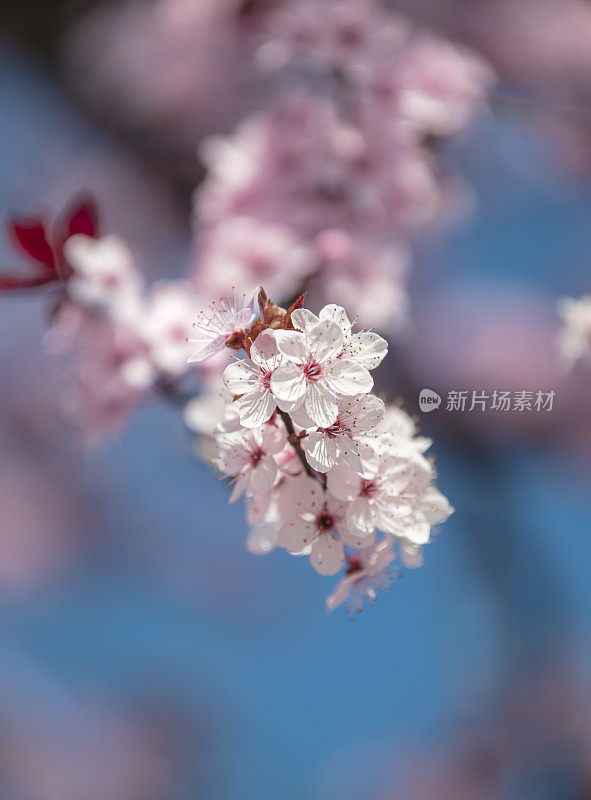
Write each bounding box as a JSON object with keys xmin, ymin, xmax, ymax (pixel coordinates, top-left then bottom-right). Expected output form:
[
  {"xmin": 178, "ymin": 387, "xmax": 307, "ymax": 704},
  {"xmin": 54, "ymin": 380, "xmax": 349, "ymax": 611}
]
[{"xmin": 277, "ymin": 409, "xmax": 326, "ymax": 487}]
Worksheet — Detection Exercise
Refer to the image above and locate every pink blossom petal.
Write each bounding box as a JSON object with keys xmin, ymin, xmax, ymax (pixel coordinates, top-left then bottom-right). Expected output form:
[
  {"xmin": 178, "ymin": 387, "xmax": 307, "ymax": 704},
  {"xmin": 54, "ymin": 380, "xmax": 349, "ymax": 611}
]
[
  {"xmin": 278, "ymin": 517, "xmax": 315, "ymax": 553},
  {"xmin": 326, "ymin": 461, "xmax": 361, "ymax": 501},
  {"xmin": 247, "ymin": 523, "xmax": 279, "ymax": 555},
  {"xmin": 310, "ymin": 533, "xmax": 344, "ymax": 576},
  {"xmin": 250, "ymin": 455, "xmax": 278, "ymax": 495}
]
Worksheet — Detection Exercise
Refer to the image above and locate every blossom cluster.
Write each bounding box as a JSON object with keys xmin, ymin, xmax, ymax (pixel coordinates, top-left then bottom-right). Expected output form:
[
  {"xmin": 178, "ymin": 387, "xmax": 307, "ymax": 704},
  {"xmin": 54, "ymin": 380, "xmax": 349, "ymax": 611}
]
[
  {"xmin": 191, "ymin": 0, "xmax": 494, "ymax": 330},
  {"xmin": 0, "ymin": 199, "xmax": 453, "ymax": 612},
  {"xmin": 0, "ymin": 0, "xmax": 474, "ymax": 613},
  {"xmin": 186, "ymin": 287, "xmax": 453, "ymax": 615},
  {"xmin": 2, "ymin": 199, "xmax": 203, "ymax": 445}
]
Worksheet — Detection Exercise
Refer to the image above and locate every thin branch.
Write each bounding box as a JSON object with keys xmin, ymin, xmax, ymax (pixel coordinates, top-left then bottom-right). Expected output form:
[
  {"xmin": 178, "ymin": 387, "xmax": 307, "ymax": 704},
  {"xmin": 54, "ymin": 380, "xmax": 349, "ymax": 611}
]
[{"xmin": 277, "ymin": 409, "xmax": 326, "ymax": 487}]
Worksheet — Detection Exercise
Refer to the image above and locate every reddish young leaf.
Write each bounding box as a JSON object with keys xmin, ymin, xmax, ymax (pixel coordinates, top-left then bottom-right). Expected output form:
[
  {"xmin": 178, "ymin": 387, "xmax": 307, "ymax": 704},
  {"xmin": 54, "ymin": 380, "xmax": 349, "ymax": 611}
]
[
  {"xmin": 285, "ymin": 292, "xmax": 307, "ymax": 329},
  {"xmin": 66, "ymin": 197, "xmax": 99, "ymax": 239},
  {"xmin": 0, "ymin": 271, "xmax": 56, "ymax": 292},
  {"xmin": 9, "ymin": 220, "xmax": 55, "ymax": 270},
  {"xmin": 244, "ymin": 288, "xmax": 307, "ymax": 354}
]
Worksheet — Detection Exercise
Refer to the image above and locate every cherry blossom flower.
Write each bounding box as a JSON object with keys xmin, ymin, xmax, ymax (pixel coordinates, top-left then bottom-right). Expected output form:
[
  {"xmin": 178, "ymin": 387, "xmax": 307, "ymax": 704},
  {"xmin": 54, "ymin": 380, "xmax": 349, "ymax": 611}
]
[
  {"xmin": 222, "ymin": 331, "xmax": 283, "ymax": 428},
  {"xmin": 390, "ymin": 484, "xmax": 454, "ymax": 545},
  {"xmin": 398, "ymin": 539, "xmax": 425, "ymax": 569},
  {"xmin": 270, "ymin": 319, "xmax": 373, "ymax": 427},
  {"xmin": 276, "ymin": 477, "xmax": 373, "ymax": 575},
  {"xmin": 187, "ymin": 287, "xmax": 257, "ymax": 363},
  {"xmin": 291, "ymin": 302, "xmax": 388, "ymax": 371},
  {"xmin": 311, "ymin": 230, "xmax": 410, "ymax": 331},
  {"xmin": 294, "ymin": 393, "xmax": 385, "ymax": 474},
  {"xmin": 326, "ymin": 451, "xmax": 436, "ymax": 540},
  {"xmin": 64, "ymin": 234, "xmax": 142, "ymax": 324},
  {"xmin": 184, "ymin": 377, "xmax": 238, "ymax": 438},
  {"xmin": 0, "ymin": 197, "xmax": 98, "ymax": 292},
  {"xmin": 558, "ymin": 295, "xmax": 591, "ymax": 367},
  {"xmin": 257, "ymin": 0, "xmax": 407, "ymax": 73},
  {"xmin": 63, "ymin": 315, "xmax": 149, "ymax": 448},
  {"xmin": 376, "ymin": 404, "xmax": 433, "ymax": 456},
  {"xmin": 326, "ymin": 539, "xmax": 398, "ymax": 615},
  {"xmin": 245, "ymin": 490, "xmax": 282, "ymax": 555},
  {"xmin": 138, "ymin": 281, "xmax": 199, "ymax": 376},
  {"xmin": 195, "ymin": 216, "xmax": 313, "ymax": 301},
  {"xmin": 215, "ymin": 423, "xmax": 286, "ymax": 503},
  {"xmin": 395, "ymin": 34, "xmax": 494, "ymax": 137}
]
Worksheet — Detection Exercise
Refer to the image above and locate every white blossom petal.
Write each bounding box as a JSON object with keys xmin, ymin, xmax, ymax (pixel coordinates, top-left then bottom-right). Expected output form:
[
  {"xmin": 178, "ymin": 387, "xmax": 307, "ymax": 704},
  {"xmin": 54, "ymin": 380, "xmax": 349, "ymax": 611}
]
[
  {"xmin": 270, "ymin": 363, "xmax": 307, "ymax": 403},
  {"xmin": 289, "ymin": 404, "xmax": 316, "ymax": 429},
  {"xmin": 187, "ymin": 332, "xmax": 226, "ymax": 363},
  {"xmin": 247, "ymin": 523, "xmax": 279, "ymax": 554},
  {"xmin": 272, "ymin": 329, "xmax": 308, "ymax": 362},
  {"xmin": 250, "ymin": 455, "xmax": 277, "ymax": 495},
  {"xmin": 421, "ymin": 486, "xmax": 454, "ymax": 525},
  {"xmin": 229, "ymin": 471, "xmax": 250, "ymax": 503},
  {"xmin": 326, "ymin": 461, "xmax": 361, "ymax": 502},
  {"xmin": 304, "ymin": 431, "xmax": 341, "ymax": 472},
  {"xmin": 307, "ymin": 319, "xmax": 344, "ymax": 363},
  {"xmin": 261, "ymin": 424, "xmax": 286, "ymax": 454},
  {"xmin": 347, "ymin": 497, "xmax": 378, "ymax": 537},
  {"xmin": 318, "ymin": 304, "xmax": 351, "ymax": 337},
  {"xmin": 249, "ymin": 330, "xmax": 279, "ymax": 367},
  {"xmin": 340, "ymin": 527, "xmax": 376, "ymax": 548},
  {"xmin": 290, "ymin": 308, "xmax": 319, "ymax": 332},
  {"xmin": 326, "ymin": 576, "xmax": 356, "ymax": 613},
  {"xmin": 341, "ymin": 439, "xmax": 364, "ymax": 475},
  {"xmin": 304, "ymin": 382, "xmax": 338, "ymax": 427},
  {"xmin": 344, "ymin": 330, "xmax": 388, "ymax": 370},
  {"xmin": 235, "ymin": 389, "xmax": 275, "ymax": 428},
  {"xmin": 223, "ymin": 359, "xmax": 259, "ymax": 394},
  {"xmin": 323, "ymin": 359, "xmax": 373, "ymax": 397}
]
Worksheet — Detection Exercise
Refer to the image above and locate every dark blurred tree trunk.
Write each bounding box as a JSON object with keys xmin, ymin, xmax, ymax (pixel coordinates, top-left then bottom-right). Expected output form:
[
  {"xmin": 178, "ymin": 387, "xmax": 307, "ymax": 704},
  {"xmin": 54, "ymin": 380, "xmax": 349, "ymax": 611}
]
[{"xmin": 0, "ymin": 0, "xmax": 104, "ymax": 63}]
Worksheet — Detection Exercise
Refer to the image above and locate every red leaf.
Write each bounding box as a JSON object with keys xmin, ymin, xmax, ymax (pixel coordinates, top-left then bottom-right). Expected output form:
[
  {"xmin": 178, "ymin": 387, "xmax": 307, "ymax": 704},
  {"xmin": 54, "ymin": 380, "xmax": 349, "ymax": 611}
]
[
  {"xmin": 9, "ymin": 220, "xmax": 56, "ymax": 270},
  {"xmin": 0, "ymin": 270, "xmax": 56, "ymax": 292},
  {"xmin": 66, "ymin": 197, "xmax": 99, "ymax": 239}
]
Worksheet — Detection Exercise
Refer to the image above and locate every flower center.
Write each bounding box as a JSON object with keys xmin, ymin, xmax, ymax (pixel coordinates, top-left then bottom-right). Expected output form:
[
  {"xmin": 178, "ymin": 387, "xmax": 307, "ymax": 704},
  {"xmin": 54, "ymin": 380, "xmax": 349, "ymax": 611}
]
[
  {"xmin": 345, "ymin": 554, "xmax": 364, "ymax": 575},
  {"xmin": 250, "ymin": 446, "xmax": 264, "ymax": 467},
  {"xmin": 361, "ymin": 479, "xmax": 378, "ymax": 498},
  {"xmin": 103, "ymin": 273, "xmax": 121, "ymax": 289},
  {"xmin": 325, "ymin": 416, "xmax": 347, "ymax": 438},
  {"xmin": 337, "ymin": 23, "xmax": 364, "ymax": 49},
  {"xmin": 261, "ymin": 369, "xmax": 273, "ymax": 390},
  {"xmin": 316, "ymin": 511, "xmax": 335, "ymax": 532},
  {"xmin": 303, "ymin": 360, "xmax": 322, "ymax": 381}
]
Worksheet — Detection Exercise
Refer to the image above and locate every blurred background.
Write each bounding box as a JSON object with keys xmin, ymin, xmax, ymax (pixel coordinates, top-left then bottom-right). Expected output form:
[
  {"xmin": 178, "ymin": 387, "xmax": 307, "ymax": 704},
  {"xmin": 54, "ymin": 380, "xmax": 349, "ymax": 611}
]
[{"xmin": 1, "ymin": 1, "xmax": 591, "ymax": 798}]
